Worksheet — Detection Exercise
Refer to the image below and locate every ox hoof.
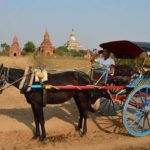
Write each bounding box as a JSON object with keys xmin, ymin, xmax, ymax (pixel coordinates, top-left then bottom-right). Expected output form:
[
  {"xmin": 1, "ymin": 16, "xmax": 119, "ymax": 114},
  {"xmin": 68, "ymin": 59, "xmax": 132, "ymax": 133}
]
[
  {"xmin": 39, "ymin": 136, "xmax": 46, "ymax": 141},
  {"xmin": 31, "ymin": 135, "xmax": 40, "ymax": 140},
  {"xmin": 81, "ymin": 129, "xmax": 87, "ymax": 137},
  {"xmin": 75, "ymin": 126, "xmax": 81, "ymax": 131}
]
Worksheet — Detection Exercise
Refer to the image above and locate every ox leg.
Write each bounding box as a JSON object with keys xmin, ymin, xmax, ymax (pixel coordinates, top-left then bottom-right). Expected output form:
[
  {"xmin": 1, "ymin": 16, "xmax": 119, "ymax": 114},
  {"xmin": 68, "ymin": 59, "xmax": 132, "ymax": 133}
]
[
  {"xmin": 78, "ymin": 111, "xmax": 88, "ymax": 135},
  {"xmin": 77, "ymin": 111, "xmax": 84, "ymax": 131},
  {"xmin": 34, "ymin": 104, "xmax": 46, "ymax": 141},
  {"xmin": 79, "ymin": 95, "xmax": 88, "ymax": 135},
  {"xmin": 74, "ymin": 94, "xmax": 88, "ymax": 135},
  {"xmin": 74, "ymin": 96, "xmax": 83, "ymax": 131},
  {"xmin": 78, "ymin": 114, "xmax": 84, "ymax": 130},
  {"xmin": 31, "ymin": 104, "xmax": 40, "ymax": 139},
  {"xmin": 82, "ymin": 110, "xmax": 88, "ymax": 135}
]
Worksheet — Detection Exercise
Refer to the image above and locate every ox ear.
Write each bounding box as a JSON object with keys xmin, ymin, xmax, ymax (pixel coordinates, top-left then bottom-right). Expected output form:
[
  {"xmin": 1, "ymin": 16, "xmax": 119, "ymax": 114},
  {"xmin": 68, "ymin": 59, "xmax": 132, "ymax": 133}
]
[
  {"xmin": 0, "ymin": 64, "xmax": 3, "ymax": 69},
  {"xmin": 0, "ymin": 64, "xmax": 4, "ymax": 75}
]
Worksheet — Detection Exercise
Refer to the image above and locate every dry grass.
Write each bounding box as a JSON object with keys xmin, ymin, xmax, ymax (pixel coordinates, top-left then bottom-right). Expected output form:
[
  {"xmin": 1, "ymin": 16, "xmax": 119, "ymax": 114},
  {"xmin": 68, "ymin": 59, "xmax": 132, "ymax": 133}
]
[
  {"xmin": 0, "ymin": 55, "xmax": 91, "ymax": 73},
  {"xmin": 1, "ymin": 55, "xmax": 150, "ymax": 71},
  {"xmin": 0, "ymin": 56, "xmax": 33, "ymax": 69}
]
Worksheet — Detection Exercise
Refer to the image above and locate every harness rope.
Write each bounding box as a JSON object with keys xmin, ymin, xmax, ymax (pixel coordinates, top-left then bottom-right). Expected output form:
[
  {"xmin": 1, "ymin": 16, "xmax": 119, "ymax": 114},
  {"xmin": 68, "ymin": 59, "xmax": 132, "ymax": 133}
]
[
  {"xmin": 0, "ymin": 64, "xmax": 92, "ymax": 92},
  {"xmin": 0, "ymin": 69, "xmax": 35, "ymax": 92}
]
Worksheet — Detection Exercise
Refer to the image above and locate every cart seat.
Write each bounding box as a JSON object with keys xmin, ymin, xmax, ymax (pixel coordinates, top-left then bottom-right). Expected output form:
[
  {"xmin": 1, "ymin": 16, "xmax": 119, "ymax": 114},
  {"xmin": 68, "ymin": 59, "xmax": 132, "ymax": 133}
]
[{"xmin": 108, "ymin": 65, "xmax": 139, "ymax": 85}]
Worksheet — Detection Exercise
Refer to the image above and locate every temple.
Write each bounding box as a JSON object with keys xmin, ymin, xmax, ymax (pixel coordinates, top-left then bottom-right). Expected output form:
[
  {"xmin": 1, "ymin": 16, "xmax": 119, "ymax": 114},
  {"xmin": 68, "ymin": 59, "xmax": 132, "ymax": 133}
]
[
  {"xmin": 65, "ymin": 29, "xmax": 86, "ymax": 52},
  {"xmin": 9, "ymin": 35, "xmax": 21, "ymax": 56},
  {"xmin": 38, "ymin": 30, "xmax": 54, "ymax": 56}
]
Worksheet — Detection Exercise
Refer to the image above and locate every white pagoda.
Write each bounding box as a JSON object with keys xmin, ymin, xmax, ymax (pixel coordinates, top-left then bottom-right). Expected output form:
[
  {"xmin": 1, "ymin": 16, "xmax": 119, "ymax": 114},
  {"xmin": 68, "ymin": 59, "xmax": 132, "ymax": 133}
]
[{"xmin": 65, "ymin": 29, "xmax": 86, "ymax": 52}]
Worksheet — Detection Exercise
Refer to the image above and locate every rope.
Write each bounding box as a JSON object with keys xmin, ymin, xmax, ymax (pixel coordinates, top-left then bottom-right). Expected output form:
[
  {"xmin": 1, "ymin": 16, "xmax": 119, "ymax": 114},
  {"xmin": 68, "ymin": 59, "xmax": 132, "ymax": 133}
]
[
  {"xmin": 0, "ymin": 70, "xmax": 35, "ymax": 92},
  {"xmin": 0, "ymin": 64, "xmax": 92, "ymax": 91}
]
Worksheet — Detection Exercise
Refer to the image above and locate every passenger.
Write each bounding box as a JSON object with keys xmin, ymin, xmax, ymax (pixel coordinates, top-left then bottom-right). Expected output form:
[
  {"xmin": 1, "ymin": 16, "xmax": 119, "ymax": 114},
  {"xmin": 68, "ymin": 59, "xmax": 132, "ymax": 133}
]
[
  {"xmin": 91, "ymin": 49, "xmax": 115, "ymax": 69},
  {"xmin": 91, "ymin": 49, "xmax": 115, "ymax": 83}
]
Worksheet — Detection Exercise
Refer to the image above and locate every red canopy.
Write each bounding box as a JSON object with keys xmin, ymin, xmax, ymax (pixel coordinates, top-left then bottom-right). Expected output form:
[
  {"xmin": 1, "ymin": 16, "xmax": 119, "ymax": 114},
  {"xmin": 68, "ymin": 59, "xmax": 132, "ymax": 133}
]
[{"xmin": 100, "ymin": 40, "xmax": 150, "ymax": 59}]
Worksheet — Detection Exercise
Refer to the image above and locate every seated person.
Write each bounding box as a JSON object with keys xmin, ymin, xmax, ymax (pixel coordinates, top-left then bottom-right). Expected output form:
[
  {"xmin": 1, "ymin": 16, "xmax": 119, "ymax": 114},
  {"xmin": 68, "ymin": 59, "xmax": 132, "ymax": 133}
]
[
  {"xmin": 91, "ymin": 49, "xmax": 115, "ymax": 83},
  {"xmin": 91, "ymin": 49, "xmax": 115, "ymax": 69}
]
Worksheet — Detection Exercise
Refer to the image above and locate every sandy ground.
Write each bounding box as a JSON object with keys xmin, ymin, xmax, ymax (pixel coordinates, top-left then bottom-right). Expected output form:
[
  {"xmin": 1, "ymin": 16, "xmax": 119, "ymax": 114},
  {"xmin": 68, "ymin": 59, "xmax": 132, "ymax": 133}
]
[
  {"xmin": 0, "ymin": 56, "xmax": 150, "ymax": 150},
  {"xmin": 0, "ymin": 87, "xmax": 150, "ymax": 150}
]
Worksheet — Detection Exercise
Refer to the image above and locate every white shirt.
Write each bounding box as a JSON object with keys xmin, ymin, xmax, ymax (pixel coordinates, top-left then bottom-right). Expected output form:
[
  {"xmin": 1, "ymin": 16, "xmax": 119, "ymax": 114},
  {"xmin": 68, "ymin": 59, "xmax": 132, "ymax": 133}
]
[{"xmin": 95, "ymin": 57, "xmax": 115, "ymax": 68}]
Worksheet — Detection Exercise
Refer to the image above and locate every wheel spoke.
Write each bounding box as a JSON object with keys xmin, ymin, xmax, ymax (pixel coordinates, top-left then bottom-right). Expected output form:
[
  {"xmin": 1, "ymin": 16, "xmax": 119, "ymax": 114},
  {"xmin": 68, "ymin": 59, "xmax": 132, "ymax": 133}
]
[
  {"xmin": 101, "ymin": 99, "xmax": 109, "ymax": 109},
  {"xmin": 127, "ymin": 105, "xmax": 141, "ymax": 112},
  {"xmin": 111, "ymin": 100, "xmax": 117, "ymax": 114},
  {"xmin": 99, "ymin": 99, "xmax": 109, "ymax": 113},
  {"xmin": 129, "ymin": 113, "xmax": 144, "ymax": 128},
  {"xmin": 126, "ymin": 111, "xmax": 141, "ymax": 119},
  {"xmin": 99, "ymin": 82, "xmax": 124, "ymax": 116},
  {"xmin": 146, "ymin": 88, "xmax": 149, "ymax": 101},
  {"xmin": 107, "ymin": 100, "xmax": 111, "ymax": 115},
  {"xmin": 134, "ymin": 114, "xmax": 143, "ymax": 131},
  {"xmin": 142, "ymin": 116, "xmax": 146, "ymax": 132},
  {"xmin": 131, "ymin": 97, "xmax": 138, "ymax": 104},
  {"xmin": 138, "ymin": 90, "xmax": 145, "ymax": 104}
]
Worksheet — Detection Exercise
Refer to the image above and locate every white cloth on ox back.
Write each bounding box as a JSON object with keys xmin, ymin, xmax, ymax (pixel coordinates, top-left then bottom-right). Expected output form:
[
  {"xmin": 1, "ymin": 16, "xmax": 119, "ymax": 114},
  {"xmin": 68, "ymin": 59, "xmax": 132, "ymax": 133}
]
[
  {"xmin": 35, "ymin": 68, "xmax": 48, "ymax": 82},
  {"xmin": 19, "ymin": 67, "xmax": 29, "ymax": 90},
  {"xmin": 19, "ymin": 67, "xmax": 34, "ymax": 92}
]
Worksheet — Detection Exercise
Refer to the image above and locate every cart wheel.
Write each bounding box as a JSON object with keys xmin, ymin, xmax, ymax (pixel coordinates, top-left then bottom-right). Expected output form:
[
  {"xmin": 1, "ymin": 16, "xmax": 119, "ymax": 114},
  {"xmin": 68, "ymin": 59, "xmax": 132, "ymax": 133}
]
[
  {"xmin": 98, "ymin": 82, "xmax": 125, "ymax": 116},
  {"xmin": 98, "ymin": 97, "xmax": 123, "ymax": 116},
  {"xmin": 123, "ymin": 84, "xmax": 150, "ymax": 136}
]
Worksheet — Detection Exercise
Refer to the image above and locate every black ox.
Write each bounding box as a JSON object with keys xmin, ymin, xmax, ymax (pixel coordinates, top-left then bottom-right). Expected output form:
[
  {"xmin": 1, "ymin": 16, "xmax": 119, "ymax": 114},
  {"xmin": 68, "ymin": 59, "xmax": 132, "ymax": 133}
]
[{"xmin": 0, "ymin": 64, "xmax": 100, "ymax": 140}]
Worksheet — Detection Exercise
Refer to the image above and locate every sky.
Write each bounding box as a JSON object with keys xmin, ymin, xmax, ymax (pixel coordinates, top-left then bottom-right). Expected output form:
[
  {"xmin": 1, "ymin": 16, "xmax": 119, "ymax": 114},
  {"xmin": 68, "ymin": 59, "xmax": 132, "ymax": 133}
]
[{"xmin": 0, "ymin": 0, "xmax": 150, "ymax": 50}]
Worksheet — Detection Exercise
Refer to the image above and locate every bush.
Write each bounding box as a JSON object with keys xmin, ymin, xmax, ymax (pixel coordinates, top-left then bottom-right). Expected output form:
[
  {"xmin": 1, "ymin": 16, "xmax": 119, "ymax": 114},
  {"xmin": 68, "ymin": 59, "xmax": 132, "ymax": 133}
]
[
  {"xmin": 23, "ymin": 41, "xmax": 36, "ymax": 53},
  {"xmin": 55, "ymin": 46, "xmax": 69, "ymax": 56},
  {"xmin": 55, "ymin": 46, "xmax": 86, "ymax": 57}
]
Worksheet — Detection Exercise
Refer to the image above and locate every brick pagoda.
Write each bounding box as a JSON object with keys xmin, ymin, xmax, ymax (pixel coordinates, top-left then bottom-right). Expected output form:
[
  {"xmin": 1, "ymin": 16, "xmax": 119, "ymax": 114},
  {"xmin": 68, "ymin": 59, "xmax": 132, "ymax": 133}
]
[
  {"xmin": 38, "ymin": 30, "xmax": 54, "ymax": 56},
  {"xmin": 9, "ymin": 35, "xmax": 21, "ymax": 56}
]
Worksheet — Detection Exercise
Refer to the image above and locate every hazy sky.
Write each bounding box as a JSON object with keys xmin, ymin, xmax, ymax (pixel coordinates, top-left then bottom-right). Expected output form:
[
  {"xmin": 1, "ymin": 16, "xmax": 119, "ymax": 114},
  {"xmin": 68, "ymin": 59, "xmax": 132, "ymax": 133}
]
[{"xmin": 0, "ymin": 0, "xmax": 150, "ymax": 49}]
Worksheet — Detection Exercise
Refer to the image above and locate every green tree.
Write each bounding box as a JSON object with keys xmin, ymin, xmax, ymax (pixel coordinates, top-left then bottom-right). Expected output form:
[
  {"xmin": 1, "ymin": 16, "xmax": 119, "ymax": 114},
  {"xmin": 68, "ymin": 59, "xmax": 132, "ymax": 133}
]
[
  {"xmin": 23, "ymin": 41, "xmax": 36, "ymax": 53},
  {"xmin": 0, "ymin": 43, "xmax": 10, "ymax": 53},
  {"xmin": 55, "ymin": 46, "xmax": 69, "ymax": 56}
]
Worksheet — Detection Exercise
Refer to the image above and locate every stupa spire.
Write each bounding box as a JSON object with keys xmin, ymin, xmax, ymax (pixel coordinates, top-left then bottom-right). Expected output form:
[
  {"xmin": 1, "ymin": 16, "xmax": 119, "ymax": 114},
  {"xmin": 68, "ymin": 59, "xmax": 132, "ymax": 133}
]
[{"xmin": 65, "ymin": 29, "xmax": 86, "ymax": 52}]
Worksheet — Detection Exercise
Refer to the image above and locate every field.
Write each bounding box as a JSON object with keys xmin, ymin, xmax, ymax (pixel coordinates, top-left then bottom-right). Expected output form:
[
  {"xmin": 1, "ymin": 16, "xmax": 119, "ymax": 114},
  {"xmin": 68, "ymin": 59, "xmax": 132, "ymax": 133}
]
[{"xmin": 0, "ymin": 56, "xmax": 150, "ymax": 150}]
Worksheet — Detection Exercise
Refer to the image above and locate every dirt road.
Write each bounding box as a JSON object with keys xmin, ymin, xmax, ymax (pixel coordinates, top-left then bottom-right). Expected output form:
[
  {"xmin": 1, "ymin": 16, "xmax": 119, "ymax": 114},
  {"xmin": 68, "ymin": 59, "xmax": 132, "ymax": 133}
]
[{"xmin": 0, "ymin": 87, "xmax": 150, "ymax": 150}]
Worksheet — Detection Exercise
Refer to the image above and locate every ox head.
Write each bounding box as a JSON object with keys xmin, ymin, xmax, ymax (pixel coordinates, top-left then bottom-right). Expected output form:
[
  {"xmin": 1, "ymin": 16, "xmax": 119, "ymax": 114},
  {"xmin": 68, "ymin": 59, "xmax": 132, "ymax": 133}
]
[{"xmin": 0, "ymin": 64, "xmax": 7, "ymax": 93}]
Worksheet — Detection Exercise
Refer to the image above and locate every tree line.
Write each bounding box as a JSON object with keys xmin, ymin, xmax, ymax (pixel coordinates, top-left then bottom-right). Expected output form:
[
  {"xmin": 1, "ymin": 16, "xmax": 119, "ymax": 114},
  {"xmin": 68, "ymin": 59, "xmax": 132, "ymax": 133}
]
[
  {"xmin": 0, "ymin": 41, "xmax": 36, "ymax": 55},
  {"xmin": 0, "ymin": 41, "xmax": 90, "ymax": 57}
]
